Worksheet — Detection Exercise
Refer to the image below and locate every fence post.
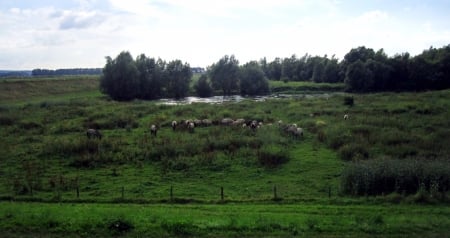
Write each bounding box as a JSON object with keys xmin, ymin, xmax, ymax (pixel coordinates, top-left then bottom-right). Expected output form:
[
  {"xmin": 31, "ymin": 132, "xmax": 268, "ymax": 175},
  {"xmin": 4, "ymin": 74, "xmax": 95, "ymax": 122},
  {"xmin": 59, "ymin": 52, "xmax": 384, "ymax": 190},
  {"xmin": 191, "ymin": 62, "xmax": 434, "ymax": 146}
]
[
  {"xmin": 170, "ymin": 186, "xmax": 173, "ymax": 202},
  {"xmin": 76, "ymin": 185, "xmax": 80, "ymax": 198},
  {"xmin": 221, "ymin": 187, "xmax": 224, "ymax": 201}
]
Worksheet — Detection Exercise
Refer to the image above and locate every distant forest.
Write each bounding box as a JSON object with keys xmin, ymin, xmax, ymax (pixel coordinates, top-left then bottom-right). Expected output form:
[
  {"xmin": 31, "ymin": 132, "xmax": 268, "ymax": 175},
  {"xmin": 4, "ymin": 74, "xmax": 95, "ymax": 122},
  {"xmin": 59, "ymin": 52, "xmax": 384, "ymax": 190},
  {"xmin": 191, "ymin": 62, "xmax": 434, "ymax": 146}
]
[
  {"xmin": 259, "ymin": 44, "xmax": 450, "ymax": 92},
  {"xmin": 31, "ymin": 68, "xmax": 102, "ymax": 76}
]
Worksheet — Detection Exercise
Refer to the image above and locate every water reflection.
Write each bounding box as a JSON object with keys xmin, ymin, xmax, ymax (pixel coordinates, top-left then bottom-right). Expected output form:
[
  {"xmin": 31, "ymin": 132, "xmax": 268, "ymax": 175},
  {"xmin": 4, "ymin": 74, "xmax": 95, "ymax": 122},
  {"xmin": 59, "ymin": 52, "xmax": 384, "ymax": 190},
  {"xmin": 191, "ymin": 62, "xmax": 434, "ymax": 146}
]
[{"xmin": 156, "ymin": 93, "xmax": 335, "ymax": 105}]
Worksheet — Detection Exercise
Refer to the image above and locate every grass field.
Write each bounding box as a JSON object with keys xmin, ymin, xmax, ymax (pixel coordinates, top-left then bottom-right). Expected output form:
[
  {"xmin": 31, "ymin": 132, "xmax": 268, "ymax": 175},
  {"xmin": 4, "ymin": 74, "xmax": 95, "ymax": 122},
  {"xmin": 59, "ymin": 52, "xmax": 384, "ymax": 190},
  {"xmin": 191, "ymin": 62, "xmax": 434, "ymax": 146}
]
[
  {"xmin": 1, "ymin": 202, "xmax": 449, "ymax": 237},
  {"xmin": 0, "ymin": 76, "xmax": 449, "ymax": 237}
]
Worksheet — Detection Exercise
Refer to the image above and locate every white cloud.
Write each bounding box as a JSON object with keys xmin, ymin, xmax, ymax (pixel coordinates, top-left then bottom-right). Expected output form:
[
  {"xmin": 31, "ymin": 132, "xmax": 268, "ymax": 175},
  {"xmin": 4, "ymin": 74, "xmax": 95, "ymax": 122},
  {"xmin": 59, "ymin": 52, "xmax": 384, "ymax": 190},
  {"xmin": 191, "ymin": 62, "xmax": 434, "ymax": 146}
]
[{"xmin": 0, "ymin": 0, "xmax": 449, "ymax": 69}]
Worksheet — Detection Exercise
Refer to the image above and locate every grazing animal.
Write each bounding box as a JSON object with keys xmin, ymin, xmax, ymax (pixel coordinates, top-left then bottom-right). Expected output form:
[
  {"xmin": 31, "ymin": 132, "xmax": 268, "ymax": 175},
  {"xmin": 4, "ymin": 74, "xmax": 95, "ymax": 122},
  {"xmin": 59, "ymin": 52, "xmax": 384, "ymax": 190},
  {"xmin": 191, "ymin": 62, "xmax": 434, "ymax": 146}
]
[
  {"xmin": 86, "ymin": 129, "xmax": 102, "ymax": 140},
  {"xmin": 221, "ymin": 118, "xmax": 234, "ymax": 126},
  {"xmin": 188, "ymin": 122, "xmax": 195, "ymax": 133},
  {"xmin": 193, "ymin": 119, "xmax": 202, "ymax": 127},
  {"xmin": 171, "ymin": 121, "xmax": 177, "ymax": 131},
  {"xmin": 201, "ymin": 119, "xmax": 212, "ymax": 127},
  {"xmin": 295, "ymin": 127, "xmax": 304, "ymax": 137},
  {"xmin": 235, "ymin": 118, "xmax": 245, "ymax": 125},
  {"xmin": 150, "ymin": 124, "xmax": 158, "ymax": 136},
  {"xmin": 344, "ymin": 114, "xmax": 349, "ymax": 120},
  {"xmin": 250, "ymin": 120, "xmax": 258, "ymax": 129}
]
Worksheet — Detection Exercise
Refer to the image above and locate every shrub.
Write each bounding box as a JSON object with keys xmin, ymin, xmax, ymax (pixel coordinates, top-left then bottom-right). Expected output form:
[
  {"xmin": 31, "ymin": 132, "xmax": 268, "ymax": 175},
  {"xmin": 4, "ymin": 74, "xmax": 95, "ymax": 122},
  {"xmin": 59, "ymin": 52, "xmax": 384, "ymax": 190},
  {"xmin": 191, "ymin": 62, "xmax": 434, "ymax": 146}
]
[
  {"xmin": 338, "ymin": 143, "xmax": 369, "ymax": 161},
  {"xmin": 0, "ymin": 115, "xmax": 16, "ymax": 126},
  {"xmin": 107, "ymin": 217, "xmax": 134, "ymax": 234},
  {"xmin": 344, "ymin": 96, "xmax": 354, "ymax": 107},
  {"xmin": 341, "ymin": 159, "xmax": 450, "ymax": 197},
  {"xmin": 257, "ymin": 146, "xmax": 290, "ymax": 168}
]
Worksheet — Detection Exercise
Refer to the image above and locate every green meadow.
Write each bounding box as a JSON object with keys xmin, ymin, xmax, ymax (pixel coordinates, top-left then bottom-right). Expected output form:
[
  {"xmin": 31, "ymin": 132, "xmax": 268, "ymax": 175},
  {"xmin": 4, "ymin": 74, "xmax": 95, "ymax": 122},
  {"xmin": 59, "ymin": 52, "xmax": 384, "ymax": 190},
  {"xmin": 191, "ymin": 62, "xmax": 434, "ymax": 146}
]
[{"xmin": 0, "ymin": 76, "xmax": 449, "ymax": 237}]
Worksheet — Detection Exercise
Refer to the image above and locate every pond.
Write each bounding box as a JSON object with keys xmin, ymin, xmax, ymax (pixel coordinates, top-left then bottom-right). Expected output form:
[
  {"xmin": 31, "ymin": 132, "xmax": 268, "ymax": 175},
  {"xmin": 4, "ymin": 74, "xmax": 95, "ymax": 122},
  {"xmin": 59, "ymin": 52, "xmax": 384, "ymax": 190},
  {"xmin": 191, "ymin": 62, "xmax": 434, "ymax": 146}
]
[{"xmin": 156, "ymin": 93, "xmax": 338, "ymax": 105}]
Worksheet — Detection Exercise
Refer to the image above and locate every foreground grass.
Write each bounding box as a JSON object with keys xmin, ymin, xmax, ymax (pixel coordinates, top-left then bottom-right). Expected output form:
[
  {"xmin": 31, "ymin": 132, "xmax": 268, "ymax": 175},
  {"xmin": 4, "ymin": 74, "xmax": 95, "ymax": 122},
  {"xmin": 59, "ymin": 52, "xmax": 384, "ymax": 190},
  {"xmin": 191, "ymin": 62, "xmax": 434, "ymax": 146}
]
[{"xmin": 1, "ymin": 202, "xmax": 448, "ymax": 237}]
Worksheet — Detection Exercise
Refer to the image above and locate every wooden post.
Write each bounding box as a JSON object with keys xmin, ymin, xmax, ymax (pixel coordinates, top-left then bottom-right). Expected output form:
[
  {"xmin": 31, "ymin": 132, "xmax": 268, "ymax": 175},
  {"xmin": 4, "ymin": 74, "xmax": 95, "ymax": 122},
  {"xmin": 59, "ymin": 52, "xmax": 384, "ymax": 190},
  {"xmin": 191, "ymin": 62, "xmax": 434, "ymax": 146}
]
[
  {"xmin": 170, "ymin": 186, "xmax": 173, "ymax": 201},
  {"xmin": 273, "ymin": 185, "xmax": 277, "ymax": 200},
  {"xmin": 221, "ymin": 187, "xmax": 224, "ymax": 201},
  {"xmin": 121, "ymin": 186, "xmax": 124, "ymax": 199}
]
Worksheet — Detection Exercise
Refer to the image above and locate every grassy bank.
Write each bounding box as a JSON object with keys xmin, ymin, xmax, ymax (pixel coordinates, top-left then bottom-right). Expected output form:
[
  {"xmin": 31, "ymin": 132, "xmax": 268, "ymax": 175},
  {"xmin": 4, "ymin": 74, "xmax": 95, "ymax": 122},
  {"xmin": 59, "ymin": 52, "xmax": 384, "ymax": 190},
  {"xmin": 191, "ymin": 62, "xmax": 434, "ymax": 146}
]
[
  {"xmin": 1, "ymin": 202, "xmax": 448, "ymax": 237},
  {"xmin": 269, "ymin": 80, "xmax": 345, "ymax": 93},
  {"xmin": 0, "ymin": 76, "xmax": 100, "ymax": 103}
]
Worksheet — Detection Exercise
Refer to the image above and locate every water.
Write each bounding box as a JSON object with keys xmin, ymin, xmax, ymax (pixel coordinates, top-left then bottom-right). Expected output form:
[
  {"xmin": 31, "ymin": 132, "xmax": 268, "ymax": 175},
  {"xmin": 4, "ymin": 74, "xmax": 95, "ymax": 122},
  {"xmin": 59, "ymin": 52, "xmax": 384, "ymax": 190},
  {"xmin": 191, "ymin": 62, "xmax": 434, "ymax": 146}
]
[{"xmin": 156, "ymin": 93, "xmax": 336, "ymax": 105}]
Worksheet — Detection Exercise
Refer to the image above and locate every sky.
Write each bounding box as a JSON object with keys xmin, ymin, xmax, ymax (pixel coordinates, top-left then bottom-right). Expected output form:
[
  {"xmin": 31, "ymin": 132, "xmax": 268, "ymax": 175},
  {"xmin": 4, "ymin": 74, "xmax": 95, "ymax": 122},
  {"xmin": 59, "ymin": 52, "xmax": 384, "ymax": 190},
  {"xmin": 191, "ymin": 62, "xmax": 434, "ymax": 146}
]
[{"xmin": 0, "ymin": 0, "xmax": 449, "ymax": 70}]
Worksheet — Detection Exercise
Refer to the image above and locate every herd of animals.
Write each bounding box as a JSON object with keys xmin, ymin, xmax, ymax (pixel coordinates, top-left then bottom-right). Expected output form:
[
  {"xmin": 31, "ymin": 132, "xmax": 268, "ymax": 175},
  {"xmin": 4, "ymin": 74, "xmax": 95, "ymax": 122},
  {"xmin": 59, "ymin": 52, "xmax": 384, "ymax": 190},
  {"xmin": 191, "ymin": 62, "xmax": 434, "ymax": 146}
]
[{"xmin": 85, "ymin": 114, "xmax": 350, "ymax": 141}]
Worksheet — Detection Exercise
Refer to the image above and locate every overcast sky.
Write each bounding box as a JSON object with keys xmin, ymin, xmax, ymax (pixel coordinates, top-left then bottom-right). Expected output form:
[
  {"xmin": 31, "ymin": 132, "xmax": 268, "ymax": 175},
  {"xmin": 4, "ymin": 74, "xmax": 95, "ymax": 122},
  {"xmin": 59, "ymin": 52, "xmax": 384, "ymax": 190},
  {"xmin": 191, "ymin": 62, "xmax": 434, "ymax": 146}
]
[{"xmin": 0, "ymin": 0, "xmax": 449, "ymax": 69}]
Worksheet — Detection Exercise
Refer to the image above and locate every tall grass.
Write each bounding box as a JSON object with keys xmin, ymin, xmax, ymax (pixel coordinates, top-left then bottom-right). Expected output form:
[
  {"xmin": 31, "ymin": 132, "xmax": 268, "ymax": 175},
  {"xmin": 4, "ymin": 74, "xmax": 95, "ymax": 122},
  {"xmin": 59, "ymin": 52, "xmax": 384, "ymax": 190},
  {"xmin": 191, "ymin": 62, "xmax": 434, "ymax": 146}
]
[{"xmin": 341, "ymin": 158, "xmax": 450, "ymax": 198}]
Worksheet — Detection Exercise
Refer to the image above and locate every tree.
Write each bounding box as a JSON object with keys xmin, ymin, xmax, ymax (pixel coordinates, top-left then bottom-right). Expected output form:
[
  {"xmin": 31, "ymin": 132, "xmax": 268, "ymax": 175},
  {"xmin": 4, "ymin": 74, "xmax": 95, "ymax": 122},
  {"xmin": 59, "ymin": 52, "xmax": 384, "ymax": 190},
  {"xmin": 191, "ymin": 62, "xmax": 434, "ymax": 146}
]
[
  {"xmin": 100, "ymin": 51, "xmax": 139, "ymax": 101},
  {"xmin": 135, "ymin": 54, "xmax": 164, "ymax": 99},
  {"xmin": 323, "ymin": 57, "xmax": 342, "ymax": 83},
  {"xmin": 209, "ymin": 55, "xmax": 240, "ymax": 95},
  {"xmin": 267, "ymin": 58, "xmax": 282, "ymax": 80},
  {"xmin": 194, "ymin": 74, "xmax": 213, "ymax": 97},
  {"xmin": 164, "ymin": 60, "xmax": 192, "ymax": 99},
  {"xmin": 344, "ymin": 60, "xmax": 374, "ymax": 92},
  {"xmin": 312, "ymin": 60, "xmax": 326, "ymax": 83},
  {"xmin": 239, "ymin": 61, "xmax": 270, "ymax": 96},
  {"xmin": 281, "ymin": 55, "xmax": 297, "ymax": 81}
]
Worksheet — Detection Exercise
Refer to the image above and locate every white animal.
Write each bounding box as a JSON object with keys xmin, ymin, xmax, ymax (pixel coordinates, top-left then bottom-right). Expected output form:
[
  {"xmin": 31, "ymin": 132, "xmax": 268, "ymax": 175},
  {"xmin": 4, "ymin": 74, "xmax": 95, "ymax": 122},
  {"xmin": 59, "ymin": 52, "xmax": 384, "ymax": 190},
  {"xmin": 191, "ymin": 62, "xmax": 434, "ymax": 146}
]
[{"xmin": 344, "ymin": 114, "xmax": 349, "ymax": 120}]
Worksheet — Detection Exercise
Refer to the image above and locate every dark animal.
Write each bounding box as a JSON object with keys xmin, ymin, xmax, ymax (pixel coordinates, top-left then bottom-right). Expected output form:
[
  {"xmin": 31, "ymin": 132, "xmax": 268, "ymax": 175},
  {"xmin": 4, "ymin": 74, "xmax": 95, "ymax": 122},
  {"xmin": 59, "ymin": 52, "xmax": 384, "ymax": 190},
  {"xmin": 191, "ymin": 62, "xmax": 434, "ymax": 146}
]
[
  {"xmin": 171, "ymin": 121, "xmax": 177, "ymax": 131},
  {"xmin": 150, "ymin": 124, "xmax": 157, "ymax": 136},
  {"xmin": 86, "ymin": 129, "xmax": 102, "ymax": 139},
  {"xmin": 188, "ymin": 122, "xmax": 195, "ymax": 133},
  {"xmin": 250, "ymin": 120, "xmax": 258, "ymax": 129}
]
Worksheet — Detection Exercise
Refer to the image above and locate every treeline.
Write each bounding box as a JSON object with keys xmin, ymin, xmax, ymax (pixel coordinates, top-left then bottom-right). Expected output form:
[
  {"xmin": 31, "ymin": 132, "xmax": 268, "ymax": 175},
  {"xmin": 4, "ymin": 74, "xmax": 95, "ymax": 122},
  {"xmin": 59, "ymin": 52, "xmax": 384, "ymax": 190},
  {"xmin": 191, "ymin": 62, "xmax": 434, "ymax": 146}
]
[
  {"xmin": 100, "ymin": 45, "xmax": 450, "ymax": 100},
  {"xmin": 100, "ymin": 52, "xmax": 270, "ymax": 101},
  {"xmin": 0, "ymin": 70, "xmax": 31, "ymax": 78},
  {"xmin": 261, "ymin": 44, "xmax": 450, "ymax": 92},
  {"xmin": 31, "ymin": 68, "xmax": 102, "ymax": 76},
  {"xmin": 100, "ymin": 52, "xmax": 192, "ymax": 101}
]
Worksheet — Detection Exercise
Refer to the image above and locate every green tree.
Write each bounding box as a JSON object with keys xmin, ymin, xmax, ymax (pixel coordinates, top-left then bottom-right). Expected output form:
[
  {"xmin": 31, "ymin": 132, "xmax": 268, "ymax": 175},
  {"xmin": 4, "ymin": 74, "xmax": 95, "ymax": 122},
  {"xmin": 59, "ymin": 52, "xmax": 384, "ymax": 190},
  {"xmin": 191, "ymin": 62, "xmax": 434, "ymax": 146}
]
[
  {"xmin": 323, "ymin": 57, "xmax": 342, "ymax": 83},
  {"xmin": 135, "ymin": 54, "xmax": 164, "ymax": 99},
  {"xmin": 312, "ymin": 60, "xmax": 326, "ymax": 83},
  {"xmin": 281, "ymin": 55, "xmax": 297, "ymax": 81},
  {"xmin": 164, "ymin": 60, "xmax": 192, "ymax": 99},
  {"xmin": 344, "ymin": 60, "xmax": 374, "ymax": 92},
  {"xmin": 209, "ymin": 55, "xmax": 240, "ymax": 95},
  {"xmin": 267, "ymin": 58, "xmax": 282, "ymax": 80},
  {"xmin": 194, "ymin": 74, "xmax": 213, "ymax": 97},
  {"xmin": 239, "ymin": 61, "xmax": 270, "ymax": 96},
  {"xmin": 100, "ymin": 51, "xmax": 139, "ymax": 101}
]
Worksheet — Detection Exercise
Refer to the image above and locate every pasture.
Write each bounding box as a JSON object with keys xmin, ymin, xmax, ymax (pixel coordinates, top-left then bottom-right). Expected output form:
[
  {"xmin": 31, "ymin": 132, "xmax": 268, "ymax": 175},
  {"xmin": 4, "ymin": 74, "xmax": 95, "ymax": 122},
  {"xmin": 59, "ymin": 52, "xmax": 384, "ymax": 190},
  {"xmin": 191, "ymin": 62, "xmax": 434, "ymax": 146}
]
[{"xmin": 0, "ymin": 76, "xmax": 449, "ymax": 236}]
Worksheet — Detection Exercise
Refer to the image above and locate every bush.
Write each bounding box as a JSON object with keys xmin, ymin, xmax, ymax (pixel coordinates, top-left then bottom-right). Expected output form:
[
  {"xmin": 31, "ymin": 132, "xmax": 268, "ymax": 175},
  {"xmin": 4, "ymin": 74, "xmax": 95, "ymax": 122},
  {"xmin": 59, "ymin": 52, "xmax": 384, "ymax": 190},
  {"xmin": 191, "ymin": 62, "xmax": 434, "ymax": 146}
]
[
  {"xmin": 341, "ymin": 158, "xmax": 450, "ymax": 196},
  {"xmin": 338, "ymin": 143, "xmax": 369, "ymax": 161},
  {"xmin": 257, "ymin": 146, "xmax": 290, "ymax": 168},
  {"xmin": 344, "ymin": 96, "xmax": 354, "ymax": 107},
  {"xmin": 107, "ymin": 217, "xmax": 134, "ymax": 234}
]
